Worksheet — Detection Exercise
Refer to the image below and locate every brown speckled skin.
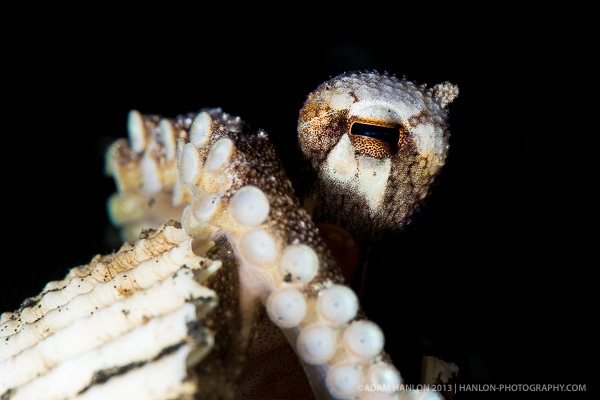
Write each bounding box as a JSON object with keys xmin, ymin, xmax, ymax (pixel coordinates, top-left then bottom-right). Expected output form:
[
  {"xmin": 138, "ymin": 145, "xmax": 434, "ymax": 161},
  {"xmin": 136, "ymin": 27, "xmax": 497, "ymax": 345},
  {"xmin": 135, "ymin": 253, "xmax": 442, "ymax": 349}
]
[
  {"xmin": 181, "ymin": 111, "xmax": 348, "ymax": 298},
  {"xmin": 297, "ymin": 72, "xmax": 455, "ymax": 247},
  {"xmin": 171, "ymin": 110, "xmax": 352, "ymax": 398},
  {"xmin": 102, "ymin": 71, "xmax": 457, "ymax": 399}
]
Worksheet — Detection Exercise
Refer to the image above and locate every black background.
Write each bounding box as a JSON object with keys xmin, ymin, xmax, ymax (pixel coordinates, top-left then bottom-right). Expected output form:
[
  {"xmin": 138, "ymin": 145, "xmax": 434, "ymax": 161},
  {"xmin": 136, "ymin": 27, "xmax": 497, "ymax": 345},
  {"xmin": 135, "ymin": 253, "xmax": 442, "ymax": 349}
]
[{"xmin": 0, "ymin": 13, "xmax": 591, "ymax": 400}]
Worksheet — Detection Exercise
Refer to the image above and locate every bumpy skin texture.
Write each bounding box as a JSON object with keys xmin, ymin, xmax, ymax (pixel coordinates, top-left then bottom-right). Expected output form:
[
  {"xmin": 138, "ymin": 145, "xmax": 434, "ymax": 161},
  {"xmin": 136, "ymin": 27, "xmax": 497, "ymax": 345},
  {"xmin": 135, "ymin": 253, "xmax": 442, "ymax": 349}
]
[
  {"xmin": 176, "ymin": 110, "xmax": 386, "ymax": 399},
  {"xmin": 104, "ymin": 72, "xmax": 457, "ymax": 399},
  {"xmin": 3, "ymin": 72, "xmax": 456, "ymax": 400},
  {"xmin": 297, "ymin": 72, "xmax": 457, "ymax": 248}
]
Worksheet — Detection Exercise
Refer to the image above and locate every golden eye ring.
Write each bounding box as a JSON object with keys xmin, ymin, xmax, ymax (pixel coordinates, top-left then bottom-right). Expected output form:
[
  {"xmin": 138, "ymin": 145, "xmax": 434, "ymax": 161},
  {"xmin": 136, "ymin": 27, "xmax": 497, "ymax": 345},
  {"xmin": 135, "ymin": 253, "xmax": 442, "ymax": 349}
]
[{"xmin": 348, "ymin": 120, "xmax": 409, "ymax": 159}]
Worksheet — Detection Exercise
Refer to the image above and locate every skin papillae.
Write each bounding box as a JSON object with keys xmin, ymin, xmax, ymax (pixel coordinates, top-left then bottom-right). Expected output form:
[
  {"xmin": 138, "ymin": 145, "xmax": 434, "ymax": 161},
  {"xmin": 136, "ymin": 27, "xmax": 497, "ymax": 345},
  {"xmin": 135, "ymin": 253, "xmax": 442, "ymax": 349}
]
[
  {"xmin": 296, "ymin": 72, "xmax": 458, "ymax": 297},
  {"xmin": 104, "ymin": 71, "xmax": 458, "ymax": 399}
]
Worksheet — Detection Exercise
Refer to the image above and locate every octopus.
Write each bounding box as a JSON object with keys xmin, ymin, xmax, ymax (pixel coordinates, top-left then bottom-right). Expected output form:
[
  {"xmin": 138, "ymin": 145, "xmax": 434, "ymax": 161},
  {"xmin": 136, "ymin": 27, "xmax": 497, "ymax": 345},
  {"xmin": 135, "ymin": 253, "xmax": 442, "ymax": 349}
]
[{"xmin": 0, "ymin": 71, "xmax": 458, "ymax": 400}]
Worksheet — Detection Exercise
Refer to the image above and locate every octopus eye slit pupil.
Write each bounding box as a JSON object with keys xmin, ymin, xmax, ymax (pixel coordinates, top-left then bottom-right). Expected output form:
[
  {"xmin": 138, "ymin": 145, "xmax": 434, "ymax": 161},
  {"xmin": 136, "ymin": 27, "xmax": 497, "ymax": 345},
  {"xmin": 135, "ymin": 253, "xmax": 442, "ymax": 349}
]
[{"xmin": 350, "ymin": 123, "xmax": 401, "ymax": 148}]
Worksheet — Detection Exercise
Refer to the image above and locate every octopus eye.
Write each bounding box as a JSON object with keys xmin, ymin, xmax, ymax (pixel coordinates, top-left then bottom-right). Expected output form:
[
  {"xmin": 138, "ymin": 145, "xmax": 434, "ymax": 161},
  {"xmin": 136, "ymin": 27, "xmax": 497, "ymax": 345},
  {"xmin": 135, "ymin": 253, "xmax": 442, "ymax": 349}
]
[
  {"xmin": 348, "ymin": 122, "xmax": 407, "ymax": 159},
  {"xmin": 350, "ymin": 123, "xmax": 399, "ymax": 146}
]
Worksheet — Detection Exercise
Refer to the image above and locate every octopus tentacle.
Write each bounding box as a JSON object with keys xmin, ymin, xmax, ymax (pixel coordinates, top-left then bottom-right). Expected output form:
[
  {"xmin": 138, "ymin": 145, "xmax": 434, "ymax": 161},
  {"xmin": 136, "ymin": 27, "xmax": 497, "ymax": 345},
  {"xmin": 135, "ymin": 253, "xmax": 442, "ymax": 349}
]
[
  {"xmin": 2, "ymin": 72, "xmax": 456, "ymax": 399},
  {"xmin": 297, "ymin": 72, "xmax": 458, "ymax": 323},
  {"xmin": 103, "ymin": 72, "xmax": 456, "ymax": 399},
  {"xmin": 176, "ymin": 110, "xmax": 436, "ymax": 399},
  {"xmin": 106, "ymin": 108, "xmax": 246, "ymax": 241}
]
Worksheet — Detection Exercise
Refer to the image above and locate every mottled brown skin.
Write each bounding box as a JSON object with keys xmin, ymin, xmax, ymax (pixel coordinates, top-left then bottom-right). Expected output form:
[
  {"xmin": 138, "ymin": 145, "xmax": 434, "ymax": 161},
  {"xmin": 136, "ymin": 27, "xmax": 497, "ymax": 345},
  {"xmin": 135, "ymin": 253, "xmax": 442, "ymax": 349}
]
[
  {"xmin": 298, "ymin": 73, "xmax": 452, "ymax": 239},
  {"xmin": 296, "ymin": 73, "xmax": 456, "ymax": 296},
  {"xmin": 103, "ymin": 72, "xmax": 457, "ymax": 399},
  {"xmin": 181, "ymin": 113, "xmax": 348, "ymax": 297},
  {"xmin": 193, "ymin": 240, "xmax": 256, "ymax": 400},
  {"xmin": 176, "ymin": 112, "xmax": 352, "ymax": 399},
  {"xmin": 292, "ymin": 73, "xmax": 459, "ymax": 392}
]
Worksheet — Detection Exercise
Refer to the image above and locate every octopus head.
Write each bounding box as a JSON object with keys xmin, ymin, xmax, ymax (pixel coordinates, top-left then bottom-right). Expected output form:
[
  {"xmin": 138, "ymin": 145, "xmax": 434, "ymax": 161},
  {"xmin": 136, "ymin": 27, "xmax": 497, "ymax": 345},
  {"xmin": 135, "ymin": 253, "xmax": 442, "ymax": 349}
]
[{"xmin": 297, "ymin": 71, "xmax": 458, "ymax": 241}]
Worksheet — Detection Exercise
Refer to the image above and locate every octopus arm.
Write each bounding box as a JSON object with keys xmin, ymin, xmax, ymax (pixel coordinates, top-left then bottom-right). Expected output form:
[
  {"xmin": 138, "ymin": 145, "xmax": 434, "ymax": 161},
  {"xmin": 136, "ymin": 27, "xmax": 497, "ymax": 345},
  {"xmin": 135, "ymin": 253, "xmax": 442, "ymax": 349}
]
[
  {"xmin": 2, "ymin": 72, "xmax": 456, "ymax": 400},
  {"xmin": 166, "ymin": 108, "xmax": 442, "ymax": 399}
]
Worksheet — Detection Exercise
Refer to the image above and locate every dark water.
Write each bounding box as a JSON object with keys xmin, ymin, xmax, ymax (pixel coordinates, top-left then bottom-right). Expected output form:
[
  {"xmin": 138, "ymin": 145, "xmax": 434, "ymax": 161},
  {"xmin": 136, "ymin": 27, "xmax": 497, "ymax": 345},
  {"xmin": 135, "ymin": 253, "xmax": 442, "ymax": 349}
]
[{"xmin": 2, "ymin": 35, "xmax": 588, "ymax": 399}]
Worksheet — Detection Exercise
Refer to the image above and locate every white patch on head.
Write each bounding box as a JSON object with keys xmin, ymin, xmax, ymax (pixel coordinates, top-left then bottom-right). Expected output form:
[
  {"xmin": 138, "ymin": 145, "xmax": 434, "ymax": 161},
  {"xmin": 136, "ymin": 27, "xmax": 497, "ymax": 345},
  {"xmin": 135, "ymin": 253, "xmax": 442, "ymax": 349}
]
[
  {"xmin": 323, "ymin": 135, "xmax": 357, "ymax": 182},
  {"xmin": 411, "ymin": 123, "xmax": 446, "ymax": 169},
  {"xmin": 323, "ymin": 77, "xmax": 422, "ymax": 125},
  {"xmin": 350, "ymin": 100, "xmax": 420, "ymax": 124},
  {"xmin": 323, "ymin": 134, "xmax": 391, "ymax": 213},
  {"xmin": 356, "ymin": 156, "xmax": 391, "ymax": 209},
  {"xmin": 329, "ymin": 92, "xmax": 354, "ymax": 109}
]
